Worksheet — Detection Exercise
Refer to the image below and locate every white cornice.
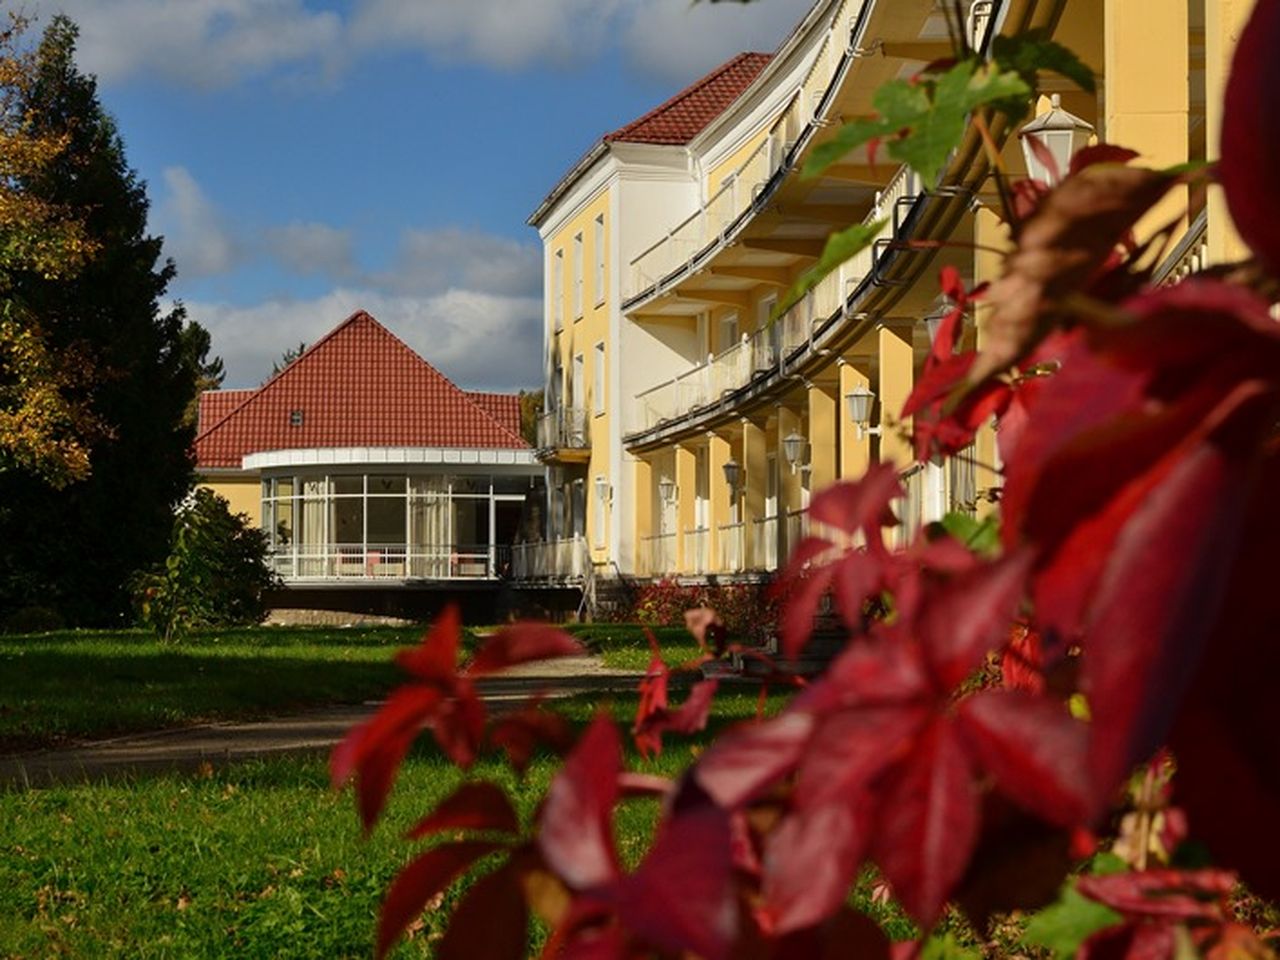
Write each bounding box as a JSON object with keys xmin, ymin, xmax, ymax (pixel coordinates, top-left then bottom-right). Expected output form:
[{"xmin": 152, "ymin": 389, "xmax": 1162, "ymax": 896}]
[{"xmin": 242, "ymin": 447, "xmax": 541, "ymax": 472}]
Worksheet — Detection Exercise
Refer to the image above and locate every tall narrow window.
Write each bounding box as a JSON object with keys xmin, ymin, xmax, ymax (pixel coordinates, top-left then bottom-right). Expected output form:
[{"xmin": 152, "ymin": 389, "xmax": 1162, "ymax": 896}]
[
  {"xmin": 593, "ymin": 214, "xmax": 605, "ymax": 305},
  {"xmin": 572, "ymin": 353, "xmax": 584, "ymax": 412},
  {"xmin": 553, "ymin": 249, "xmax": 564, "ymax": 329},
  {"xmin": 593, "ymin": 342, "xmax": 605, "ymax": 416},
  {"xmin": 573, "ymin": 232, "xmax": 584, "ymax": 318}
]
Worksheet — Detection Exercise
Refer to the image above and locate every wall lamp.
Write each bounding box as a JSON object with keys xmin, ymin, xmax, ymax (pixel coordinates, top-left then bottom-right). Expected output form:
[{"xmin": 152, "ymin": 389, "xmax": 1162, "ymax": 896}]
[
  {"xmin": 845, "ymin": 384, "xmax": 881, "ymax": 440},
  {"xmin": 721, "ymin": 458, "xmax": 743, "ymax": 495},
  {"xmin": 658, "ymin": 476, "xmax": 677, "ymax": 503},
  {"xmin": 782, "ymin": 431, "xmax": 810, "ymax": 474},
  {"xmin": 1018, "ymin": 94, "xmax": 1094, "ymax": 186}
]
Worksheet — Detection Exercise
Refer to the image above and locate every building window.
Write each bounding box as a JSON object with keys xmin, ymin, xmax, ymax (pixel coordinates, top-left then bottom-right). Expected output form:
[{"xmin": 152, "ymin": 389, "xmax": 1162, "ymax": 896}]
[
  {"xmin": 594, "ymin": 214, "xmax": 605, "ymax": 305},
  {"xmin": 572, "ymin": 353, "xmax": 584, "ymax": 412},
  {"xmin": 593, "ymin": 342, "xmax": 605, "ymax": 416},
  {"xmin": 573, "ymin": 232, "xmax": 583, "ymax": 318},
  {"xmin": 593, "ymin": 476, "xmax": 608, "ymax": 548},
  {"xmin": 553, "ymin": 249, "xmax": 564, "ymax": 329}
]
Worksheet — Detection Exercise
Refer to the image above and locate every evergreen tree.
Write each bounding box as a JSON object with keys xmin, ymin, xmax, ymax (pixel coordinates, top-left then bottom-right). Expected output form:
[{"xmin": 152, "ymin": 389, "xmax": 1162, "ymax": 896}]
[{"xmin": 0, "ymin": 16, "xmax": 209, "ymax": 624}]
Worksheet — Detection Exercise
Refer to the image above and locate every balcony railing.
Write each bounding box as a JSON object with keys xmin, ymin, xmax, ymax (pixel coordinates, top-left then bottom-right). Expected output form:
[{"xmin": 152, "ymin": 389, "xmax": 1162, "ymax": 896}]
[
  {"xmin": 682, "ymin": 527, "xmax": 710, "ymax": 574},
  {"xmin": 1154, "ymin": 209, "xmax": 1209, "ymax": 286},
  {"xmin": 270, "ymin": 543, "xmax": 509, "ymax": 581},
  {"xmin": 752, "ymin": 515, "xmax": 781, "ymax": 572},
  {"xmin": 631, "ymin": 164, "xmax": 923, "ymax": 434},
  {"xmin": 510, "ymin": 536, "xmax": 591, "ymax": 582},
  {"xmin": 625, "ymin": 2, "xmax": 857, "ymax": 301},
  {"xmin": 537, "ymin": 407, "xmax": 589, "ymax": 451},
  {"xmin": 718, "ymin": 521, "xmax": 745, "ymax": 573},
  {"xmin": 639, "ymin": 532, "xmax": 678, "ymax": 577}
]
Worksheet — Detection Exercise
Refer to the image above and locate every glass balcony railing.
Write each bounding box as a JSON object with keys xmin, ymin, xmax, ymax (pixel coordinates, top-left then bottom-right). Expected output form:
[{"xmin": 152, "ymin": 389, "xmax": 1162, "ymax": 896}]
[
  {"xmin": 270, "ymin": 543, "xmax": 509, "ymax": 580},
  {"xmin": 510, "ymin": 536, "xmax": 591, "ymax": 581},
  {"xmin": 537, "ymin": 407, "xmax": 589, "ymax": 451}
]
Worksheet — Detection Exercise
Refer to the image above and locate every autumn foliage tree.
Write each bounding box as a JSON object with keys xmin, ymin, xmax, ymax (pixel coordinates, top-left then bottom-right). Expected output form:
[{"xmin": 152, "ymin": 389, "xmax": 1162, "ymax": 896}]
[{"xmin": 334, "ymin": 4, "xmax": 1280, "ymax": 958}]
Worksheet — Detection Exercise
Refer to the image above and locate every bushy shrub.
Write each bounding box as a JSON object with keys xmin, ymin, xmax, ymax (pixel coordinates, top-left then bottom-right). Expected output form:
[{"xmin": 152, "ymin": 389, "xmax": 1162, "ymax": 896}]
[
  {"xmin": 130, "ymin": 488, "xmax": 278, "ymax": 641},
  {"xmin": 2, "ymin": 604, "xmax": 65, "ymax": 634},
  {"xmin": 628, "ymin": 578, "xmax": 777, "ymax": 645}
]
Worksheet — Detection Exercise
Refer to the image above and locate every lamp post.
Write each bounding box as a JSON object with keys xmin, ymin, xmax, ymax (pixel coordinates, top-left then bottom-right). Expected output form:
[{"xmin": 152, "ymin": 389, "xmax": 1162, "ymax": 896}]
[
  {"xmin": 845, "ymin": 384, "xmax": 881, "ymax": 440},
  {"xmin": 1018, "ymin": 94, "xmax": 1094, "ymax": 185}
]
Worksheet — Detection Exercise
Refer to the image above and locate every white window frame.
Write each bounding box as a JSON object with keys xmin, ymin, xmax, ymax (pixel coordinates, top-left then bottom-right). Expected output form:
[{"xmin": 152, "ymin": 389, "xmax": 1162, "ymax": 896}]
[
  {"xmin": 572, "ymin": 232, "xmax": 584, "ymax": 319},
  {"xmin": 593, "ymin": 214, "xmax": 605, "ymax": 306},
  {"xmin": 553, "ymin": 249, "xmax": 564, "ymax": 330},
  {"xmin": 593, "ymin": 342, "xmax": 605, "ymax": 416},
  {"xmin": 572, "ymin": 353, "xmax": 584, "ymax": 411},
  {"xmin": 593, "ymin": 476, "xmax": 608, "ymax": 548}
]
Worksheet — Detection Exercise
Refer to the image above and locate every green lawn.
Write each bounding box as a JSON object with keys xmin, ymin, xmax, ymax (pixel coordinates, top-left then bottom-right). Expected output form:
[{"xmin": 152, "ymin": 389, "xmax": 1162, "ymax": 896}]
[
  {"xmin": 0, "ymin": 692, "xmax": 813, "ymax": 959},
  {"xmin": 0, "ymin": 626, "xmax": 438, "ymax": 752},
  {"xmin": 564, "ymin": 623, "xmax": 728, "ymax": 671}
]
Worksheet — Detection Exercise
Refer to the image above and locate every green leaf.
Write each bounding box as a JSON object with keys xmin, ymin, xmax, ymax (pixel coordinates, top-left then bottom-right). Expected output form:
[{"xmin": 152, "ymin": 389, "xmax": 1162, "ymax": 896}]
[
  {"xmin": 773, "ymin": 219, "xmax": 886, "ymax": 320},
  {"xmin": 938, "ymin": 512, "xmax": 1000, "ymax": 556},
  {"xmin": 803, "ymin": 59, "xmax": 1030, "ymax": 184},
  {"xmin": 1022, "ymin": 884, "xmax": 1122, "ymax": 960},
  {"xmin": 990, "ymin": 32, "xmax": 1096, "ymax": 121},
  {"xmin": 920, "ymin": 932, "xmax": 982, "ymax": 960}
]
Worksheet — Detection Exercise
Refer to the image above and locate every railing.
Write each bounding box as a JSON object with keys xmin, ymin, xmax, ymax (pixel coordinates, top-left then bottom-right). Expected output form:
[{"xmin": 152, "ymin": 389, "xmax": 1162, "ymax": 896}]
[
  {"xmin": 897, "ymin": 465, "xmax": 925, "ymax": 548},
  {"xmin": 510, "ymin": 536, "xmax": 591, "ymax": 581},
  {"xmin": 785, "ymin": 509, "xmax": 809, "ymax": 554},
  {"xmin": 752, "ymin": 515, "xmax": 781, "ymax": 572},
  {"xmin": 537, "ymin": 407, "xmax": 589, "ymax": 450},
  {"xmin": 682, "ymin": 527, "xmax": 710, "ymax": 574},
  {"xmin": 718, "ymin": 521, "xmax": 745, "ymax": 572},
  {"xmin": 272, "ymin": 543, "xmax": 508, "ymax": 580},
  {"xmin": 639, "ymin": 532, "xmax": 678, "ymax": 577},
  {"xmin": 625, "ymin": 0, "xmax": 855, "ymax": 300},
  {"xmin": 631, "ymin": 163, "xmax": 923, "ymax": 434},
  {"xmin": 1153, "ymin": 210, "xmax": 1209, "ymax": 286}
]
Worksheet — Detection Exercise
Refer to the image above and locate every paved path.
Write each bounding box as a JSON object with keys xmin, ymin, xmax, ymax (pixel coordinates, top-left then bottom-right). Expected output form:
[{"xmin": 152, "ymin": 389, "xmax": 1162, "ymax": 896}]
[{"xmin": 0, "ymin": 657, "xmax": 643, "ymax": 790}]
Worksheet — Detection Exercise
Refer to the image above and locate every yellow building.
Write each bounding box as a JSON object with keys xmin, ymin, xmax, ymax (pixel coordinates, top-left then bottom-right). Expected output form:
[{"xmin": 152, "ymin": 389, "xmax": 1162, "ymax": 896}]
[{"xmin": 527, "ymin": 0, "xmax": 1251, "ymax": 591}]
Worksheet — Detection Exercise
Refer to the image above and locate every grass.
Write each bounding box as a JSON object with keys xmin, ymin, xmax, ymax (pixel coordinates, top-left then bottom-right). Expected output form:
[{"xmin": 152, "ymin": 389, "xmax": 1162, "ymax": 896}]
[
  {"xmin": 0, "ymin": 625, "xmax": 453, "ymax": 752},
  {"xmin": 563, "ymin": 622, "xmax": 724, "ymax": 671},
  {"xmin": 0, "ymin": 691, "xmax": 784, "ymax": 959}
]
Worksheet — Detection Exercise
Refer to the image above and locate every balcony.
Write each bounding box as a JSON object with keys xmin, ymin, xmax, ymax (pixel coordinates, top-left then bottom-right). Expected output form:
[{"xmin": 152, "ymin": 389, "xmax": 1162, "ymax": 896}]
[
  {"xmin": 682, "ymin": 527, "xmax": 710, "ymax": 575},
  {"xmin": 631, "ymin": 164, "xmax": 923, "ymax": 436},
  {"xmin": 510, "ymin": 536, "xmax": 591, "ymax": 583},
  {"xmin": 270, "ymin": 543, "xmax": 509, "ymax": 581},
  {"xmin": 624, "ymin": 6, "xmax": 855, "ymax": 305},
  {"xmin": 718, "ymin": 521, "xmax": 745, "ymax": 573},
  {"xmin": 536, "ymin": 407, "xmax": 590, "ymax": 463},
  {"xmin": 638, "ymin": 533, "xmax": 678, "ymax": 578}
]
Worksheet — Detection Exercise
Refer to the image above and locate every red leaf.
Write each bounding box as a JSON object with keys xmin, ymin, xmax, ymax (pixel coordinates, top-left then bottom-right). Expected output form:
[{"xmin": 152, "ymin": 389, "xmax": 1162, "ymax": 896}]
[
  {"xmin": 1075, "ymin": 869, "xmax": 1234, "ymax": 921},
  {"xmin": 772, "ymin": 907, "xmax": 892, "ymax": 960},
  {"xmin": 613, "ymin": 806, "xmax": 738, "ymax": 960},
  {"xmin": 429, "ymin": 686, "xmax": 487, "ymax": 769},
  {"xmin": 918, "ymin": 550, "xmax": 1033, "ymax": 692},
  {"xmin": 405, "ymin": 781, "xmax": 520, "ymax": 840},
  {"xmin": 437, "ymin": 860, "xmax": 529, "ymax": 960},
  {"xmin": 780, "ymin": 562, "xmax": 836, "ymax": 660},
  {"xmin": 762, "ymin": 800, "xmax": 869, "ymax": 933},
  {"xmin": 830, "ymin": 549, "xmax": 884, "ymax": 633},
  {"xmin": 1068, "ymin": 144, "xmax": 1140, "ymax": 176},
  {"xmin": 1001, "ymin": 624, "xmax": 1044, "ymax": 693},
  {"xmin": 685, "ymin": 607, "xmax": 728, "ymax": 655},
  {"xmin": 1077, "ymin": 921, "xmax": 1174, "ymax": 960},
  {"xmin": 395, "ymin": 605, "xmax": 461, "ymax": 683},
  {"xmin": 376, "ymin": 840, "xmax": 503, "ymax": 959},
  {"xmin": 489, "ymin": 703, "xmax": 574, "ymax": 774},
  {"xmin": 808, "ymin": 464, "xmax": 903, "ymax": 536},
  {"xmin": 795, "ymin": 706, "xmax": 931, "ymax": 810},
  {"xmin": 800, "ymin": 630, "xmax": 929, "ymax": 714},
  {"xmin": 694, "ymin": 710, "xmax": 815, "ymax": 808},
  {"xmin": 957, "ymin": 690, "xmax": 1090, "ymax": 826},
  {"xmin": 331, "ymin": 685, "xmax": 441, "ymax": 832},
  {"xmin": 1082, "ymin": 407, "xmax": 1264, "ymax": 809},
  {"xmin": 870, "ymin": 719, "xmax": 979, "ymax": 927},
  {"xmin": 538, "ymin": 713, "xmax": 622, "ymax": 891},
  {"xmin": 1219, "ymin": 0, "xmax": 1280, "ymax": 269},
  {"xmin": 558, "ymin": 924, "xmax": 628, "ymax": 960},
  {"xmin": 469, "ymin": 623, "xmax": 583, "ymax": 676}
]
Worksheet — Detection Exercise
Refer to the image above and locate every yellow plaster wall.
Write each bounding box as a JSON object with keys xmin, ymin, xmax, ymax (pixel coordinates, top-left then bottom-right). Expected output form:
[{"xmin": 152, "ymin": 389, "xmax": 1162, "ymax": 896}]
[
  {"xmin": 705, "ymin": 126, "xmax": 772, "ymax": 200},
  {"xmin": 547, "ymin": 189, "xmax": 614, "ymax": 555},
  {"xmin": 199, "ymin": 475, "xmax": 261, "ymax": 526}
]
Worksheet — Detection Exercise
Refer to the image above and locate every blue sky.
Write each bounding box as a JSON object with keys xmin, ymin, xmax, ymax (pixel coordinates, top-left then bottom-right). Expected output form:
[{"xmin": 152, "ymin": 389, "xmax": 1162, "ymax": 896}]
[{"xmin": 33, "ymin": 0, "xmax": 812, "ymax": 391}]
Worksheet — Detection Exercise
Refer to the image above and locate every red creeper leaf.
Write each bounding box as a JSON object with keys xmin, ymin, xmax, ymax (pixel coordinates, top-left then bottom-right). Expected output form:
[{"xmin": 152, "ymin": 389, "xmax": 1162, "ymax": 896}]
[
  {"xmin": 405, "ymin": 780, "xmax": 520, "ymax": 840},
  {"xmin": 469, "ymin": 623, "xmax": 583, "ymax": 676},
  {"xmin": 538, "ymin": 713, "xmax": 622, "ymax": 891}
]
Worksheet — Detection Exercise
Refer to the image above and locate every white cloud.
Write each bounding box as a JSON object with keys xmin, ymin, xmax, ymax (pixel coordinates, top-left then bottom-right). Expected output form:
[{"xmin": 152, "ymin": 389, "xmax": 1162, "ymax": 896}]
[
  {"xmin": 264, "ymin": 221, "xmax": 356, "ymax": 278},
  {"xmin": 620, "ymin": 0, "xmax": 813, "ymax": 82},
  {"xmin": 40, "ymin": 0, "xmax": 813, "ymax": 89},
  {"xmin": 185, "ymin": 288, "xmax": 543, "ymax": 391},
  {"xmin": 373, "ymin": 228, "xmax": 540, "ymax": 298},
  {"xmin": 155, "ymin": 166, "xmax": 242, "ymax": 277},
  {"xmin": 39, "ymin": 0, "xmax": 342, "ymax": 88}
]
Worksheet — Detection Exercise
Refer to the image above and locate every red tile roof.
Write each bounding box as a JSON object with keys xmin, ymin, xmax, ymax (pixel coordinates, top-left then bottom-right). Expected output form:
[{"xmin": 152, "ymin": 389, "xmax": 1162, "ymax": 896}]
[
  {"xmin": 194, "ymin": 311, "xmax": 528, "ymax": 470},
  {"xmin": 197, "ymin": 388, "xmax": 254, "ymax": 435},
  {"xmin": 465, "ymin": 391, "xmax": 522, "ymax": 438},
  {"xmin": 606, "ymin": 52, "xmax": 773, "ymax": 145}
]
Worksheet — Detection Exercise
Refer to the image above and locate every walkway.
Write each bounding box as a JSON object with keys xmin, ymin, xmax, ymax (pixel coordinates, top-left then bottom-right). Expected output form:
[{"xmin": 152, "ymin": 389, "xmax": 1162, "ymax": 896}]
[{"xmin": 0, "ymin": 657, "xmax": 643, "ymax": 789}]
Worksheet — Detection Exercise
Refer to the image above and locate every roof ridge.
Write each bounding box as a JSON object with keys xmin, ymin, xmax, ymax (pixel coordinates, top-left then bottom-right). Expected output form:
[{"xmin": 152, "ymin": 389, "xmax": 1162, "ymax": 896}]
[{"xmin": 605, "ymin": 51, "xmax": 772, "ymax": 144}]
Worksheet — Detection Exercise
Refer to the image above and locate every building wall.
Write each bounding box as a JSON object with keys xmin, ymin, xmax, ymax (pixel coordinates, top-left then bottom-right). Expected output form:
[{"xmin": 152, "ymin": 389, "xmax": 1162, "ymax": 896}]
[{"xmin": 199, "ymin": 474, "xmax": 261, "ymax": 526}]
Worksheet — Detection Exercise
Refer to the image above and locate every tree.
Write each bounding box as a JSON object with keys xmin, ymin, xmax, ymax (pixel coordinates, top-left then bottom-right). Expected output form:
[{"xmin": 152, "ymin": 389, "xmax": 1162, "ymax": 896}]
[
  {"xmin": 518, "ymin": 387, "xmax": 543, "ymax": 445},
  {"xmin": 267, "ymin": 341, "xmax": 307, "ymax": 381},
  {"xmin": 0, "ymin": 13, "xmax": 101, "ymax": 487},
  {"xmin": 0, "ymin": 16, "xmax": 210, "ymax": 625},
  {"xmin": 333, "ymin": 5, "xmax": 1280, "ymax": 960},
  {"xmin": 179, "ymin": 319, "xmax": 225, "ymax": 431},
  {"xmin": 131, "ymin": 488, "xmax": 277, "ymax": 642}
]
